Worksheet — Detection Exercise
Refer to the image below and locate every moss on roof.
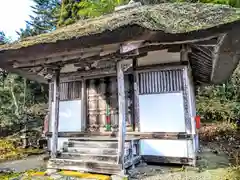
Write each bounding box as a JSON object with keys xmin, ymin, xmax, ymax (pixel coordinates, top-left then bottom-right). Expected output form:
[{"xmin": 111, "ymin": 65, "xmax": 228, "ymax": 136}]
[{"xmin": 1, "ymin": 2, "xmax": 240, "ymax": 51}]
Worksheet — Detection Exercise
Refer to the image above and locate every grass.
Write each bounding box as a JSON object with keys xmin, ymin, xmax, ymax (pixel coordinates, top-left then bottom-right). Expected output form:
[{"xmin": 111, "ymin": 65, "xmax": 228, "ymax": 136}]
[
  {"xmin": 0, "ymin": 138, "xmax": 44, "ymax": 163},
  {"xmin": 199, "ymin": 121, "xmax": 240, "ymax": 179},
  {"xmin": 0, "ymin": 170, "xmax": 111, "ymax": 180},
  {"xmin": 0, "ymin": 170, "xmax": 51, "ymax": 180},
  {"xmin": 199, "ymin": 121, "xmax": 239, "ymax": 164},
  {"xmin": 220, "ymin": 166, "xmax": 240, "ymax": 180}
]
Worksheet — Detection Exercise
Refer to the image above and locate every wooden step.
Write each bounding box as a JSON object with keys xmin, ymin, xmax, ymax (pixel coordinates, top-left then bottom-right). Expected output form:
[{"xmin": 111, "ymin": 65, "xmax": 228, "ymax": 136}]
[
  {"xmin": 48, "ymin": 158, "xmax": 122, "ymax": 175},
  {"xmin": 60, "ymin": 152, "xmax": 118, "ymax": 163},
  {"xmin": 67, "ymin": 147, "xmax": 119, "ymax": 155},
  {"xmin": 68, "ymin": 141, "xmax": 130, "ymax": 149},
  {"xmin": 68, "ymin": 136, "xmax": 139, "ymax": 142}
]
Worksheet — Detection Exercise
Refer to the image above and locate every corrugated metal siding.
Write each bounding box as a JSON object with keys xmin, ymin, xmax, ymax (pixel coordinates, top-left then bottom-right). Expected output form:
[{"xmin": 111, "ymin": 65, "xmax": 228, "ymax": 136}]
[
  {"xmin": 51, "ymin": 81, "xmax": 82, "ymax": 101},
  {"xmin": 138, "ymin": 69, "xmax": 183, "ymax": 94}
]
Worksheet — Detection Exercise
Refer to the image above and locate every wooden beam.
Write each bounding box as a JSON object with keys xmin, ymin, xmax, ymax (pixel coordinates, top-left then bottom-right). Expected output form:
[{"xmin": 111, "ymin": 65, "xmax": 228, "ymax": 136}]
[
  {"xmin": 142, "ymin": 155, "xmax": 194, "ymax": 165},
  {"xmin": 180, "ymin": 44, "xmax": 191, "ymax": 62},
  {"xmin": 45, "ymin": 131, "xmax": 191, "ymax": 140},
  {"xmin": 11, "ymin": 44, "xmax": 119, "ymax": 69},
  {"xmin": 60, "ymin": 67, "xmax": 117, "ymax": 82},
  {"xmin": 13, "ymin": 51, "xmax": 109, "ymax": 69},
  {"xmin": 13, "ymin": 45, "xmax": 152, "ymax": 69},
  {"xmin": 116, "ymin": 60, "xmax": 126, "ymax": 172},
  {"xmin": 51, "ymin": 68, "xmax": 61, "ymax": 158},
  {"xmin": 120, "ymin": 41, "xmax": 143, "ymax": 54},
  {"xmin": 10, "ymin": 46, "xmax": 105, "ymax": 63},
  {"xmin": 13, "ymin": 52, "xmax": 81, "ymax": 68},
  {"xmin": 0, "ymin": 62, "xmax": 48, "ymax": 83},
  {"xmin": 135, "ymin": 62, "xmax": 188, "ymax": 72}
]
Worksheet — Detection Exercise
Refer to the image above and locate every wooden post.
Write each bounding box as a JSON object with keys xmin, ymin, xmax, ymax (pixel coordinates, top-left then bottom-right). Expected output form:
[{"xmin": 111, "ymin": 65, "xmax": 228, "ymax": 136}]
[
  {"xmin": 132, "ymin": 58, "xmax": 138, "ymax": 132},
  {"xmin": 51, "ymin": 68, "xmax": 60, "ymax": 158},
  {"xmin": 48, "ymin": 80, "xmax": 52, "ymax": 134},
  {"xmin": 81, "ymin": 78, "xmax": 86, "ymax": 131},
  {"xmin": 116, "ymin": 60, "xmax": 126, "ymax": 171},
  {"xmin": 181, "ymin": 45, "xmax": 196, "ymax": 166}
]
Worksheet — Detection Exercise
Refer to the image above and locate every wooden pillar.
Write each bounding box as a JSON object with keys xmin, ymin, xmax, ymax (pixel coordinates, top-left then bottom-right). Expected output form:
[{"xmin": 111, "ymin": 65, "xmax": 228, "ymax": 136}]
[
  {"xmin": 81, "ymin": 78, "xmax": 86, "ymax": 131},
  {"xmin": 48, "ymin": 80, "xmax": 52, "ymax": 133},
  {"xmin": 116, "ymin": 60, "xmax": 126, "ymax": 170},
  {"xmin": 181, "ymin": 45, "xmax": 197, "ymax": 166},
  {"xmin": 51, "ymin": 68, "xmax": 60, "ymax": 158},
  {"xmin": 132, "ymin": 57, "xmax": 138, "ymax": 131}
]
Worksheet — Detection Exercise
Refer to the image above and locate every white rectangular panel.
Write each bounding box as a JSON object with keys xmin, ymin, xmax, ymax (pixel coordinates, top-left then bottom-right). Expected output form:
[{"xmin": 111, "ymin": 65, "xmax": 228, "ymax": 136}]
[
  {"xmin": 140, "ymin": 139, "xmax": 192, "ymax": 158},
  {"xmin": 50, "ymin": 100, "xmax": 82, "ymax": 132},
  {"xmin": 139, "ymin": 93, "xmax": 185, "ymax": 132}
]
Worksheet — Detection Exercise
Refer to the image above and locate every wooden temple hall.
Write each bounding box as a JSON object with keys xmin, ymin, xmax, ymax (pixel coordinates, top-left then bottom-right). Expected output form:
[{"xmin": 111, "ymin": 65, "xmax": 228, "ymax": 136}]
[{"xmin": 1, "ymin": 2, "xmax": 240, "ymax": 176}]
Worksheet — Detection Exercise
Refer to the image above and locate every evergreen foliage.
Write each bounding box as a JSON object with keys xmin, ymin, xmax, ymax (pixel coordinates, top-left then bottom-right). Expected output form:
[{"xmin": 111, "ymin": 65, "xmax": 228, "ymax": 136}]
[
  {"xmin": 17, "ymin": 0, "xmax": 61, "ymax": 39},
  {"xmin": 197, "ymin": 66, "xmax": 240, "ymax": 122},
  {"xmin": 0, "ymin": 74, "xmax": 48, "ymax": 128},
  {"xmin": 58, "ymin": 0, "xmax": 128, "ymax": 26},
  {"xmin": 0, "ymin": 75, "xmax": 47, "ymax": 130},
  {"xmin": 0, "ymin": 1, "xmax": 55, "ymax": 130},
  {"xmin": 57, "ymin": 0, "xmax": 240, "ymax": 27},
  {"xmin": 0, "ymin": 31, "xmax": 7, "ymax": 45}
]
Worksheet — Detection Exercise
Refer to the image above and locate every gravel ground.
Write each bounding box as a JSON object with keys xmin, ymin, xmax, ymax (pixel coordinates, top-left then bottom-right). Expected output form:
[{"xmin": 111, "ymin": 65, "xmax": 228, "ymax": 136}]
[
  {"xmin": 129, "ymin": 146, "xmax": 231, "ymax": 180},
  {"xmin": 0, "ymin": 155, "xmax": 46, "ymax": 173}
]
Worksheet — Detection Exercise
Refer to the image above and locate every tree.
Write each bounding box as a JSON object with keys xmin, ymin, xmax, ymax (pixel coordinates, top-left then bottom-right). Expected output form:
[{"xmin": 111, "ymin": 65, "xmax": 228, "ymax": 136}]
[
  {"xmin": 199, "ymin": 0, "xmax": 240, "ymax": 7},
  {"xmin": 3, "ymin": 1, "xmax": 58, "ymax": 129},
  {"xmin": 17, "ymin": 0, "xmax": 61, "ymax": 39},
  {"xmin": 17, "ymin": 25, "xmax": 36, "ymax": 39},
  {"xmin": 57, "ymin": 0, "xmax": 240, "ymax": 27},
  {"xmin": 0, "ymin": 31, "xmax": 8, "ymax": 45},
  {"xmin": 58, "ymin": 0, "xmax": 128, "ymax": 26},
  {"xmin": 197, "ymin": 66, "xmax": 240, "ymax": 122},
  {"xmin": 28, "ymin": 0, "xmax": 61, "ymax": 32}
]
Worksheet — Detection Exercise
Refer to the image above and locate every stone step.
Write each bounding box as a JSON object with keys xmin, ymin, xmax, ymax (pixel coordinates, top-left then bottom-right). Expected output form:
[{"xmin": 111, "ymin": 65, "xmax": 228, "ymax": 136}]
[
  {"xmin": 48, "ymin": 158, "xmax": 122, "ymax": 175},
  {"xmin": 60, "ymin": 152, "xmax": 118, "ymax": 163},
  {"xmin": 68, "ymin": 140, "xmax": 130, "ymax": 149}
]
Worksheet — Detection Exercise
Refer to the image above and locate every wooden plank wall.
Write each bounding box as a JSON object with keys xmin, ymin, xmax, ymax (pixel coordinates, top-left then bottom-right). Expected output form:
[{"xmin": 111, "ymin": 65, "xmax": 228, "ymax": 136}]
[{"xmin": 50, "ymin": 81, "xmax": 82, "ymax": 101}]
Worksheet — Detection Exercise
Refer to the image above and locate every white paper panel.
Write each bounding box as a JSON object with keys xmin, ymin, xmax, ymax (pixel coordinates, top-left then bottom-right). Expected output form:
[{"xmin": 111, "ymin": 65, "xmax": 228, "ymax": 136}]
[
  {"xmin": 139, "ymin": 93, "xmax": 185, "ymax": 132},
  {"xmin": 140, "ymin": 139, "xmax": 190, "ymax": 157},
  {"xmin": 50, "ymin": 100, "xmax": 82, "ymax": 132}
]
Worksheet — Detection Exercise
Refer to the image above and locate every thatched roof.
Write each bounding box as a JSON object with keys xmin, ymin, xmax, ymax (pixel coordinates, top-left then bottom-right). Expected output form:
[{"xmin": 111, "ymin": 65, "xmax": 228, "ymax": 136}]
[
  {"xmin": 0, "ymin": 3, "xmax": 240, "ymax": 84},
  {"xmin": 1, "ymin": 3, "xmax": 240, "ymax": 51}
]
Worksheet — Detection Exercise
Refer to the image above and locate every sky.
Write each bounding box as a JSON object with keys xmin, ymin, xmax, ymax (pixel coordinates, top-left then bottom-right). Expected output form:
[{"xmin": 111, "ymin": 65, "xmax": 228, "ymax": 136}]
[{"xmin": 0, "ymin": 0, "xmax": 34, "ymax": 40}]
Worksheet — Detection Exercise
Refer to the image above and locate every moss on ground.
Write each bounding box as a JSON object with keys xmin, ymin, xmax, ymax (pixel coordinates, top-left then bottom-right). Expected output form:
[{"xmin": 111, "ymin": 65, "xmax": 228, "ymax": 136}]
[{"xmin": 0, "ymin": 138, "xmax": 44, "ymax": 163}]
